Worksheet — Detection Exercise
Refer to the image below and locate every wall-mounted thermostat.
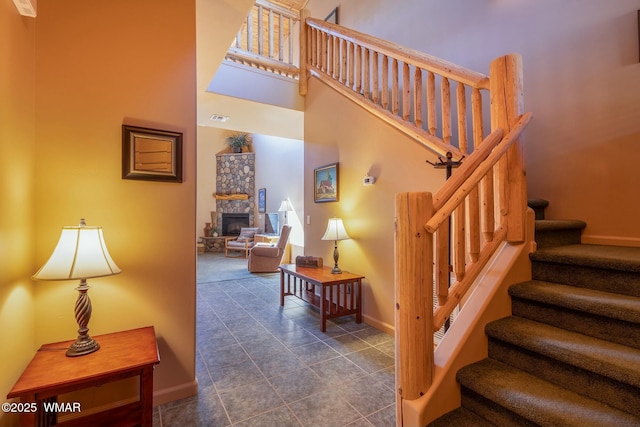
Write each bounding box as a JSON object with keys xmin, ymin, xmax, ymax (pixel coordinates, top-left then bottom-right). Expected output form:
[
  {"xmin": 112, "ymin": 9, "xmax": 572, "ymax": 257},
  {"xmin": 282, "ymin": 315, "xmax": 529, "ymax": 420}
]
[{"xmin": 363, "ymin": 174, "xmax": 376, "ymax": 186}]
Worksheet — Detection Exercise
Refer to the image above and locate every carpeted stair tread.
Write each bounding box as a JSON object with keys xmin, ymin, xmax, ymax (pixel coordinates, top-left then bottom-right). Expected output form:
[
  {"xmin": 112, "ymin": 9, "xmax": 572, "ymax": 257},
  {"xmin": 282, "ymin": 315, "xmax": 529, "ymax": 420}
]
[
  {"xmin": 457, "ymin": 359, "xmax": 640, "ymax": 427},
  {"xmin": 509, "ymin": 280, "xmax": 640, "ymax": 323},
  {"xmin": 534, "ymin": 219, "xmax": 586, "ymax": 231},
  {"xmin": 527, "ymin": 198, "xmax": 549, "ymax": 209},
  {"xmin": 532, "ymin": 244, "xmax": 640, "ymax": 273},
  {"xmin": 426, "ymin": 407, "xmax": 496, "ymax": 427},
  {"xmin": 486, "ymin": 316, "xmax": 640, "ymax": 388}
]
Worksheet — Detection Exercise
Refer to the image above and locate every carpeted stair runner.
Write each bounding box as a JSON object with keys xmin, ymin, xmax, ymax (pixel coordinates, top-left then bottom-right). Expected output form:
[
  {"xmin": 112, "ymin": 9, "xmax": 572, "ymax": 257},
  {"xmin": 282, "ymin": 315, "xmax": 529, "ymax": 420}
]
[{"xmin": 427, "ymin": 199, "xmax": 640, "ymax": 426}]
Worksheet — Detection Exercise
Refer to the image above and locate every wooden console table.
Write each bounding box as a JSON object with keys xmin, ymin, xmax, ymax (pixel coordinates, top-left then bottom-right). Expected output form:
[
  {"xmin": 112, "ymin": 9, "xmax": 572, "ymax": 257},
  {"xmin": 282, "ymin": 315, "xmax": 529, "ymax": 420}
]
[
  {"xmin": 279, "ymin": 264, "xmax": 363, "ymax": 332},
  {"xmin": 7, "ymin": 326, "xmax": 159, "ymax": 427}
]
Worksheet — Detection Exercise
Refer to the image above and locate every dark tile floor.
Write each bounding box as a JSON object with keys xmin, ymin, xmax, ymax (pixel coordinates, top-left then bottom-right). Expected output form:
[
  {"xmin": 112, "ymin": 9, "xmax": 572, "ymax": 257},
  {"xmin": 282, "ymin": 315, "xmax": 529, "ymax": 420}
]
[{"xmin": 153, "ymin": 253, "xmax": 396, "ymax": 427}]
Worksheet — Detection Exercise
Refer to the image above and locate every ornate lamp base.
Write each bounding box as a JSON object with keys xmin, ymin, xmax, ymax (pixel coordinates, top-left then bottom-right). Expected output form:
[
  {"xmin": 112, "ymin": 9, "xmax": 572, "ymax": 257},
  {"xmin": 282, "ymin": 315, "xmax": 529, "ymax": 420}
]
[
  {"xmin": 331, "ymin": 241, "xmax": 342, "ymax": 274},
  {"xmin": 67, "ymin": 278, "xmax": 100, "ymax": 357},
  {"xmin": 67, "ymin": 337, "xmax": 100, "ymax": 357}
]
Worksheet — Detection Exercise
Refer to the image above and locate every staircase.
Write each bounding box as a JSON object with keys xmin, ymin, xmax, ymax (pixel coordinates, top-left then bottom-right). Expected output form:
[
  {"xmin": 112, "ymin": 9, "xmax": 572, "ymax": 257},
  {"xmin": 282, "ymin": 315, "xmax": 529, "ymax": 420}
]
[{"xmin": 428, "ymin": 199, "xmax": 640, "ymax": 427}]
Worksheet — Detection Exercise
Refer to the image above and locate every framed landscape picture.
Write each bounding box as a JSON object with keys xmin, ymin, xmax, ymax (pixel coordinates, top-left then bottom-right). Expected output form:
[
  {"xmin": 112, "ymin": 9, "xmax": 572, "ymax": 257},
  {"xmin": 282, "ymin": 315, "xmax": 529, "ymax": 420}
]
[{"xmin": 314, "ymin": 162, "xmax": 338, "ymax": 203}]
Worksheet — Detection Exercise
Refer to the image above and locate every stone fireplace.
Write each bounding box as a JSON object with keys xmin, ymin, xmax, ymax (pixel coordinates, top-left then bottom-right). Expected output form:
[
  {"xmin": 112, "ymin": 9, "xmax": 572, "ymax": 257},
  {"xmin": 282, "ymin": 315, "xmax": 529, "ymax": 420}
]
[{"xmin": 214, "ymin": 152, "xmax": 255, "ymax": 235}]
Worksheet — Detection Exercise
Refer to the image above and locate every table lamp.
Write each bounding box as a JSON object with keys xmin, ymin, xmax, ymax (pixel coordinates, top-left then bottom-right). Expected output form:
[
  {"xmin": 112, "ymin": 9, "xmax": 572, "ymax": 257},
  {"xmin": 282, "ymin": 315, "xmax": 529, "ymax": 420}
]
[
  {"xmin": 321, "ymin": 217, "xmax": 350, "ymax": 274},
  {"xmin": 33, "ymin": 219, "xmax": 121, "ymax": 357},
  {"xmin": 278, "ymin": 198, "xmax": 294, "ymax": 226}
]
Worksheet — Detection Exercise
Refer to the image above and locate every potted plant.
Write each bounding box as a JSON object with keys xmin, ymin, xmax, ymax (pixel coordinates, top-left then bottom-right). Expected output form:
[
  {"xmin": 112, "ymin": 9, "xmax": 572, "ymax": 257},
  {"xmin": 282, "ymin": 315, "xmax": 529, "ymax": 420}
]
[{"xmin": 226, "ymin": 133, "xmax": 251, "ymax": 153}]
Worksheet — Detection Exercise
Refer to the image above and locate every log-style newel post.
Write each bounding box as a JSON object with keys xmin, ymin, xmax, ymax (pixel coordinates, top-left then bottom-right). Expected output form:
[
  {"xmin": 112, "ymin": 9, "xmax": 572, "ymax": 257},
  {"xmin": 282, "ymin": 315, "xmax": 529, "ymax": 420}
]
[
  {"xmin": 395, "ymin": 192, "xmax": 434, "ymax": 426},
  {"xmin": 490, "ymin": 53, "xmax": 526, "ymax": 243},
  {"xmin": 299, "ymin": 9, "xmax": 309, "ymax": 96}
]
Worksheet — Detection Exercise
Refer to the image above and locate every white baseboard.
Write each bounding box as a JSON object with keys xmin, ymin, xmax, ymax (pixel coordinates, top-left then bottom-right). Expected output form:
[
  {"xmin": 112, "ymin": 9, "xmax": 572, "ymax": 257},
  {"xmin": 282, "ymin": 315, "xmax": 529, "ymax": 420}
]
[{"xmin": 153, "ymin": 379, "xmax": 199, "ymax": 407}]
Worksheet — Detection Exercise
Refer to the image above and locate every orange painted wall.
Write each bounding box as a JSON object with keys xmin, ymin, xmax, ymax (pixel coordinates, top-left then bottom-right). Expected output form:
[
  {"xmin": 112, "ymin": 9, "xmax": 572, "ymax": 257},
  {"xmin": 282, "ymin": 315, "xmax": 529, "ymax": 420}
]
[
  {"xmin": 0, "ymin": 2, "xmax": 37, "ymax": 425},
  {"xmin": 32, "ymin": 0, "xmax": 197, "ymax": 404}
]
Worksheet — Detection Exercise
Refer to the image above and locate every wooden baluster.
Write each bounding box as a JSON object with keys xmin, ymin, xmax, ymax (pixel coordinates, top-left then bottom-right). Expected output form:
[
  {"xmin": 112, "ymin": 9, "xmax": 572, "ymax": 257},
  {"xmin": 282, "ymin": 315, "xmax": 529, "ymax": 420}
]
[
  {"xmin": 456, "ymin": 83, "xmax": 468, "ymax": 154},
  {"xmin": 441, "ymin": 77, "xmax": 451, "ymax": 145},
  {"xmin": 268, "ymin": 9, "xmax": 274, "ymax": 58},
  {"xmin": 363, "ymin": 48, "xmax": 370, "ymax": 99},
  {"xmin": 355, "ymin": 44, "xmax": 362, "ymax": 94},
  {"xmin": 340, "ymin": 38, "xmax": 347, "ymax": 84},
  {"xmin": 402, "ymin": 62, "xmax": 410, "ymax": 121},
  {"xmin": 473, "ymin": 88, "xmax": 494, "ymax": 242},
  {"xmin": 315, "ymin": 28, "xmax": 321, "ymax": 69},
  {"xmin": 327, "ymin": 35, "xmax": 333, "ymax": 76},
  {"xmin": 372, "ymin": 52, "xmax": 379, "ymax": 104},
  {"xmin": 288, "ymin": 17, "xmax": 293, "ymax": 64},
  {"xmin": 321, "ymin": 31, "xmax": 327, "ymax": 72},
  {"xmin": 235, "ymin": 28, "xmax": 241, "ymax": 49},
  {"xmin": 435, "ymin": 222, "xmax": 449, "ymax": 307},
  {"xmin": 414, "ymin": 68, "xmax": 423, "ymax": 127},
  {"xmin": 348, "ymin": 42, "xmax": 355, "ymax": 89},
  {"xmin": 465, "ymin": 86, "xmax": 479, "ymax": 260},
  {"xmin": 278, "ymin": 13, "xmax": 283, "ymax": 62},
  {"xmin": 309, "ymin": 28, "xmax": 316, "ymax": 69},
  {"xmin": 257, "ymin": 5, "xmax": 263, "ymax": 56},
  {"xmin": 427, "ymin": 71, "xmax": 436, "ymax": 136},
  {"xmin": 333, "ymin": 36, "xmax": 339, "ymax": 79},
  {"xmin": 454, "ymin": 203, "xmax": 466, "ymax": 280},
  {"xmin": 247, "ymin": 8, "xmax": 253, "ymax": 53},
  {"xmin": 392, "ymin": 59, "xmax": 399, "ymax": 115},
  {"xmin": 381, "ymin": 55, "xmax": 389, "ymax": 109}
]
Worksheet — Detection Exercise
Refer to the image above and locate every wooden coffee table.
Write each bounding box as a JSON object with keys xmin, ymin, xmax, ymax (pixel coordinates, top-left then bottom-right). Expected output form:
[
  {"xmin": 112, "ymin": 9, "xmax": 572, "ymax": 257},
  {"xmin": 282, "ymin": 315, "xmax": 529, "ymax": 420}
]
[{"xmin": 279, "ymin": 264, "xmax": 363, "ymax": 331}]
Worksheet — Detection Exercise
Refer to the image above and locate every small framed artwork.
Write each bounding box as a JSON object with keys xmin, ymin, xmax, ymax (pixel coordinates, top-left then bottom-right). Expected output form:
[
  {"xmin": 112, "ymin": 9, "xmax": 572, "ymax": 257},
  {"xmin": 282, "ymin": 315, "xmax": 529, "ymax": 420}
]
[
  {"xmin": 258, "ymin": 188, "xmax": 266, "ymax": 213},
  {"xmin": 314, "ymin": 162, "xmax": 339, "ymax": 203},
  {"xmin": 122, "ymin": 124, "xmax": 183, "ymax": 182},
  {"xmin": 325, "ymin": 7, "xmax": 338, "ymax": 24}
]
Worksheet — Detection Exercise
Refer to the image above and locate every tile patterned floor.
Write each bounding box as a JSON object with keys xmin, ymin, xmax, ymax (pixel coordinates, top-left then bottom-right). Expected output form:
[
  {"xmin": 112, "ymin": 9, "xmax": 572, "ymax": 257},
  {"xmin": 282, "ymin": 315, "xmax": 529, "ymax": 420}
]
[{"xmin": 153, "ymin": 253, "xmax": 396, "ymax": 426}]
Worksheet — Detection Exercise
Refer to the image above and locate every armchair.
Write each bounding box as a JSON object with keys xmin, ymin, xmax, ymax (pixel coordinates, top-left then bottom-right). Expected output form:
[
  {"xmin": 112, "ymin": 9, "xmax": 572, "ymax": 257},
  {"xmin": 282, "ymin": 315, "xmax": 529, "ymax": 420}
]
[
  {"xmin": 225, "ymin": 227, "xmax": 259, "ymax": 258},
  {"xmin": 248, "ymin": 225, "xmax": 291, "ymax": 272}
]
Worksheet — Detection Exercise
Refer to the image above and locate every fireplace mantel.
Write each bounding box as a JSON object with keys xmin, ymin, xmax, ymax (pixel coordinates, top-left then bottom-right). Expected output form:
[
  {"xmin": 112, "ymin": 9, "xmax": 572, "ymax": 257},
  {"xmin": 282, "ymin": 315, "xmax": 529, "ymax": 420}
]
[{"xmin": 214, "ymin": 194, "xmax": 249, "ymax": 200}]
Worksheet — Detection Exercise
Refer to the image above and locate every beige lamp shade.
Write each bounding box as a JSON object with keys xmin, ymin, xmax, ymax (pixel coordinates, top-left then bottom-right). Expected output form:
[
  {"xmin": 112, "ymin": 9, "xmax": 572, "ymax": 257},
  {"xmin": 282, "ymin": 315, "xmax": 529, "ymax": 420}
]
[
  {"xmin": 321, "ymin": 217, "xmax": 350, "ymax": 241},
  {"xmin": 278, "ymin": 199, "xmax": 293, "ymax": 212},
  {"xmin": 33, "ymin": 221, "xmax": 121, "ymax": 281}
]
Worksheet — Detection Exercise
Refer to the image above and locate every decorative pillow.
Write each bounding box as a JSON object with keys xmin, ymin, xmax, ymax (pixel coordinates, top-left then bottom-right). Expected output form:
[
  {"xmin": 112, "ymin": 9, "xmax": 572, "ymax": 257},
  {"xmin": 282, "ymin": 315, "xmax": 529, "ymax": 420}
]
[{"xmin": 236, "ymin": 227, "xmax": 257, "ymax": 243}]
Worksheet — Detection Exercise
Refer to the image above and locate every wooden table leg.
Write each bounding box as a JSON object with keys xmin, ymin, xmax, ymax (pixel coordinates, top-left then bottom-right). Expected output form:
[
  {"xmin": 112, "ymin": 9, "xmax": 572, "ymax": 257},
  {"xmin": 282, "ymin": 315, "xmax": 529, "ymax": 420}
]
[
  {"xmin": 140, "ymin": 366, "xmax": 154, "ymax": 427},
  {"xmin": 320, "ymin": 283, "xmax": 327, "ymax": 332},
  {"xmin": 356, "ymin": 279, "xmax": 362, "ymax": 323},
  {"xmin": 280, "ymin": 270, "xmax": 285, "ymax": 306}
]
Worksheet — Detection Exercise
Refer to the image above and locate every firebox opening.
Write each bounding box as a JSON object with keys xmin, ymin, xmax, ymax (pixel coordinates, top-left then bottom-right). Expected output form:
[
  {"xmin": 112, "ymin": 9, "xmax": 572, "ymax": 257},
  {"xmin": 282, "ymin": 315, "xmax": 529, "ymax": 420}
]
[{"xmin": 221, "ymin": 213, "xmax": 250, "ymax": 236}]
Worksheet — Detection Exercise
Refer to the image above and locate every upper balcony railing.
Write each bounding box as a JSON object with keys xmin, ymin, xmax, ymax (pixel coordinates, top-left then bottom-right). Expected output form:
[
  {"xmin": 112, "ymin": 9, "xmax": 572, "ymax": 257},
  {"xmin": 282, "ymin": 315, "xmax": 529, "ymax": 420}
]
[{"xmin": 226, "ymin": 0, "xmax": 300, "ymax": 79}]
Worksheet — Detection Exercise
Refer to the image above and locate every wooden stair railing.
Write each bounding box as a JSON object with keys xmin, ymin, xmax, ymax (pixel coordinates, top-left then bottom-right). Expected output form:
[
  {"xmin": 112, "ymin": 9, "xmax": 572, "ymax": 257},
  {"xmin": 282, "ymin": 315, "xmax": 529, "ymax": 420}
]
[
  {"xmin": 395, "ymin": 53, "xmax": 532, "ymax": 426},
  {"xmin": 303, "ymin": 17, "xmax": 493, "ymax": 160}
]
